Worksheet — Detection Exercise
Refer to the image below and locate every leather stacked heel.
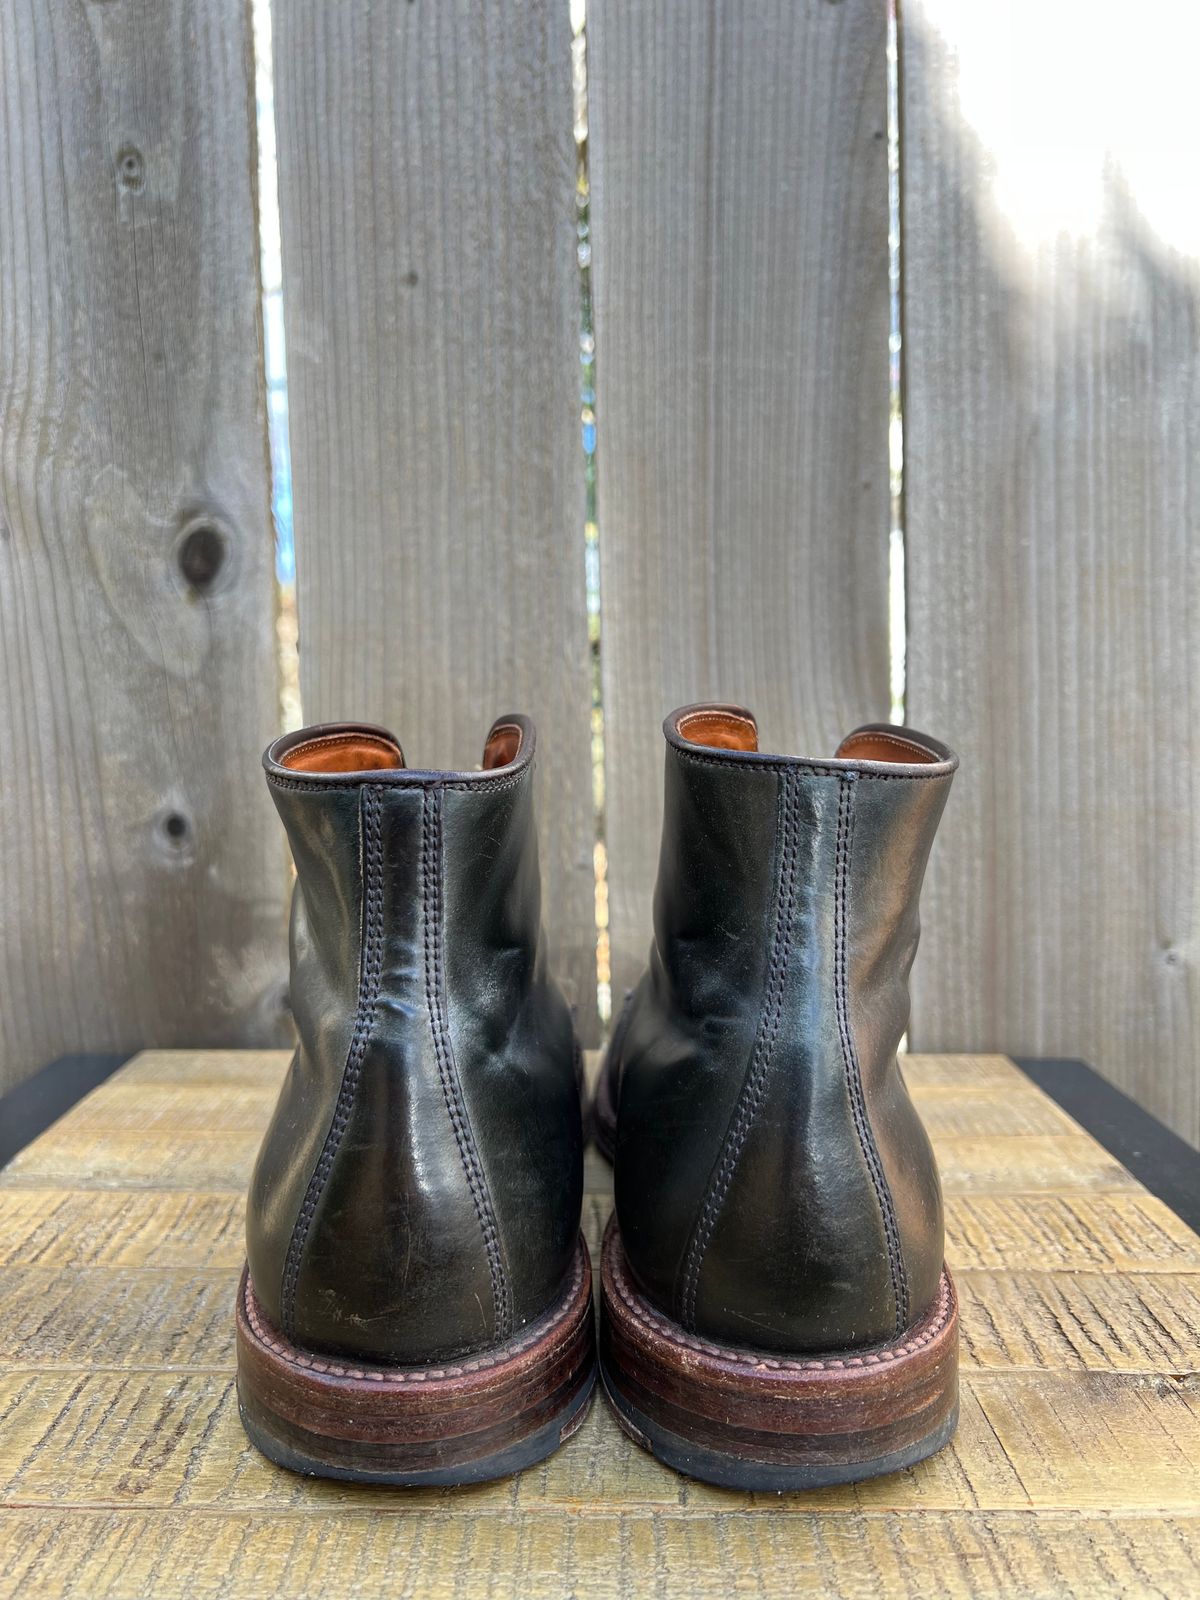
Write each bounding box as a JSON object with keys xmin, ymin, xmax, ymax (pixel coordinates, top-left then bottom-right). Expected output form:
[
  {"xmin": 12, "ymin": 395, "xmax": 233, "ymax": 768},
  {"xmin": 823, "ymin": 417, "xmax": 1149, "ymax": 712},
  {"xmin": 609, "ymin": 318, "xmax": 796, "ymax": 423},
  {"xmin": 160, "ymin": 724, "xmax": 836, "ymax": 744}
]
[{"xmin": 237, "ymin": 1242, "xmax": 594, "ymax": 1486}]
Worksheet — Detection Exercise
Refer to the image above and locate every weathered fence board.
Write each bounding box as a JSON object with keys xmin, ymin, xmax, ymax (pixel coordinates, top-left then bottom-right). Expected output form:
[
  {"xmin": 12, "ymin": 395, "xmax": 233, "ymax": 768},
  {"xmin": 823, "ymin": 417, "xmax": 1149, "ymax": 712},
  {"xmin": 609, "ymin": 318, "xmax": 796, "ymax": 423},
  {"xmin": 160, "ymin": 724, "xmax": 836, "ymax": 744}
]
[
  {"xmin": 900, "ymin": 4, "xmax": 1200, "ymax": 1145},
  {"xmin": 272, "ymin": 1, "xmax": 596, "ymax": 1034},
  {"xmin": 587, "ymin": 0, "xmax": 893, "ymax": 997},
  {"xmin": 0, "ymin": 0, "xmax": 287, "ymax": 1094}
]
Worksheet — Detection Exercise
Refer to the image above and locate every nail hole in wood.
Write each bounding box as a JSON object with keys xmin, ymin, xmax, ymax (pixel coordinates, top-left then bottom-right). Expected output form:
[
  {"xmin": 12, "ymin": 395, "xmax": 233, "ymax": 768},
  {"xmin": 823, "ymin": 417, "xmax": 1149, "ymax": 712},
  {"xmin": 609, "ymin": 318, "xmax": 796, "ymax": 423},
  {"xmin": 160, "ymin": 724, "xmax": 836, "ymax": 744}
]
[
  {"xmin": 160, "ymin": 812, "xmax": 188, "ymax": 851},
  {"xmin": 117, "ymin": 146, "xmax": 145, "ymax": 193}
]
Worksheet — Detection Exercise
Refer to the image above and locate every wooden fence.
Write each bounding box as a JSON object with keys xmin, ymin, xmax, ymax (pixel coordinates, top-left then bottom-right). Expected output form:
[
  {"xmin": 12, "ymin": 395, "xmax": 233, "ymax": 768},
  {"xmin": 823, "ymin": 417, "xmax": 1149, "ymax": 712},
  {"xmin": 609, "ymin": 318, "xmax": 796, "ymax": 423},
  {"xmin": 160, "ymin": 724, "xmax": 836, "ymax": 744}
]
[{"xmin": 2, "ymin": 0, "xmax": 1196, "ymax": 1148}]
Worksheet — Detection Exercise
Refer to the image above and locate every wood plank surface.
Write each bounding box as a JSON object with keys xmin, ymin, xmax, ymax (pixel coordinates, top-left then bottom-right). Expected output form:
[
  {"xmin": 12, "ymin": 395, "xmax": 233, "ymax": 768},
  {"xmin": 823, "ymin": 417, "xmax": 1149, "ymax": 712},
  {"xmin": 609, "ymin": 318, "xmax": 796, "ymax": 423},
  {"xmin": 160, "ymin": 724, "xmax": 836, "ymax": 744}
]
[
  {"xmin": 0, "ymin": 0, "xmax": 288, "ymax": 1094},
  {"xmin": 900, "ymin": 4, "xmax": 1200, "ymax": 1146},
  {"xmin": 587, "ymin": 0, "xmax": 893, "ymax": 998},
  {"xmin": 0, "ymin": 1509, "xmax": 1196, "ymax": 1600},
  {"xmin": 0, "ymin": 1050, "xmax": 1197, "ymax": 1598},
  {"xmin": 271, "ymin": 0, "xmax": 596, "ymax": 1034}
]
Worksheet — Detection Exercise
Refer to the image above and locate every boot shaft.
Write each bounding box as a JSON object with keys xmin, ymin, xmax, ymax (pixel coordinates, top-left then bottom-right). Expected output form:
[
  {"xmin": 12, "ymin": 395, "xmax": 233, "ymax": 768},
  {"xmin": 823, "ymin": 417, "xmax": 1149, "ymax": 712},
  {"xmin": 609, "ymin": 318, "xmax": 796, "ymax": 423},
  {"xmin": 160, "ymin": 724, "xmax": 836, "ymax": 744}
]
[
  {"xmin": 613, "ymin": 705, "xmax": 957, "ymax": 1352},
  {"xmin": 246, "ymin": 719, "xmax": 583, "ymax": 1366}
]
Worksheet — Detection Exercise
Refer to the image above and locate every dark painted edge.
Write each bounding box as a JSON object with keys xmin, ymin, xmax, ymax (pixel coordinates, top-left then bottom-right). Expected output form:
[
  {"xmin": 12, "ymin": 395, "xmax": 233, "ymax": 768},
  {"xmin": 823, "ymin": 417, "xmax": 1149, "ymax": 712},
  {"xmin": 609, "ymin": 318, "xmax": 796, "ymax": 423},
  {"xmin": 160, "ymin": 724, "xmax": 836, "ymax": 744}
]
[
  {"xmin": 0, "ymin": 1054, "xmax": 132, "ymax": 1171},
  {"xmin": 1014, "ymin": 1057, "xmax": 1200, "ymax": 1236}
]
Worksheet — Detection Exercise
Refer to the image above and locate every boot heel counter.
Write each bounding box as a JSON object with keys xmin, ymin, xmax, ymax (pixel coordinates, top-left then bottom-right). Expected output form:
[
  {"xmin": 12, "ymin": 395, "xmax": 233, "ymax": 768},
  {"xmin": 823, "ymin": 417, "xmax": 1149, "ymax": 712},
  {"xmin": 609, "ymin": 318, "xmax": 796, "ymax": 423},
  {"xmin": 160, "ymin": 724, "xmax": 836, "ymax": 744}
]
[
  {"xmin": 876, "ymin": 1066, "xmax": 946, "ymax": 1321},
  {"xmin": 844, "ymin": 769, "xmax": 956, "ymax": 1330},
  {"xmin": 683, "ymin": 1027, "xmax": 906, "ymax": 1352},
  {"xmin": 613, "ymin": 1030, "xmax": 904, "ymax": 1352},
  {"xmin": 285, "ymin": 1024, "xmax": 503, "ymax": 1363},
  {"xmin": 244, "ymin": 1046, "xmax": 318, "ymax": 1332},
  {"xmin": 299, "ymin": 784, "xmax": 511, "ymax": 1363},
  {"xmin": 674, "ymin": 771, "xmax": 905, "ymax": 1350},
  {"xmin": 255, "ymin": 782, "xmax": 504, "ymax": 1364},
  {"xmin": 246, "ymin": 781, "xmax": 368, "ymax": 1333}
]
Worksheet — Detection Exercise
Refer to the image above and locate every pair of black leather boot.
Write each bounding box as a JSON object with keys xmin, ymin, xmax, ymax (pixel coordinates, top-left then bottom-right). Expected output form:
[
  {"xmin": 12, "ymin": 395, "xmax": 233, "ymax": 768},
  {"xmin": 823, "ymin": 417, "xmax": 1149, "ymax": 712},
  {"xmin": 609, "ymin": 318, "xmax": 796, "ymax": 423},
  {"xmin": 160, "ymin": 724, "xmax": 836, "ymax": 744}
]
[{"xmin": 236, "ymin": 704, "xmax": 959, "ymax": 1490}]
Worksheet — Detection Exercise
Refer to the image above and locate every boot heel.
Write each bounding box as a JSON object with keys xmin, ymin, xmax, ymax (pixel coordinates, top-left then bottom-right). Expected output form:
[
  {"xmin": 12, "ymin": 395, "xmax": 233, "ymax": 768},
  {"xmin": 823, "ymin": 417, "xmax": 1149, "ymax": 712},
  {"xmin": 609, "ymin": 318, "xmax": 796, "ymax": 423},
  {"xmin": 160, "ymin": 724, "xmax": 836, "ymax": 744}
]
[
  {"xmin": 237, "ymin": 1235, "xmax": 596, "ymax": 1486},
  {"xmin": 599, "ymin": 1219, "xmax": 957, "ymax": 1491}
]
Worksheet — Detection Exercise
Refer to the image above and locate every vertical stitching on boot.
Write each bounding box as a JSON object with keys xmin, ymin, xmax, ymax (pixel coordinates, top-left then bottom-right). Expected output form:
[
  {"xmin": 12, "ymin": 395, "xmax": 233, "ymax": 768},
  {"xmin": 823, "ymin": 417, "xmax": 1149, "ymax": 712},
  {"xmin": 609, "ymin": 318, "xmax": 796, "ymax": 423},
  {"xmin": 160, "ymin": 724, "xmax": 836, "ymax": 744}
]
[
  {"xmin": 421, "ymin": 788, "xmax": 512, "ymax": 1341},
  {"xmin": 834, "ymin": 773, "xmax": 909, "ymax": 1333},
  {"xmin": 678, "ymin": 769, "xmax": 802, "ymax": 1331},
  {"xmin": 280, "ymin": 785, "xmax": 386, "ymax": 1340}
]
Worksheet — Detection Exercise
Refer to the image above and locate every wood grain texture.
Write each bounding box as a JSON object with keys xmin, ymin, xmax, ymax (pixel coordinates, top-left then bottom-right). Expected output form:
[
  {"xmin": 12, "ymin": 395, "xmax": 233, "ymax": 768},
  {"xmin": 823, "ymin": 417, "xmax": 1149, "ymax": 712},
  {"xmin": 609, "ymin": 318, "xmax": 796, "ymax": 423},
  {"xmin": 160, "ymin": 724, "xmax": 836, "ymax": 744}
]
[
  {"xmin": 0, "ymin": 0, "xmax": 288, "ymax": 1093},
  {"xmin": 271, "ymin": 1, "xmax": 596, "ymax": 1033},
  {"xmin": 942, "ymin": 1192, "xmax": 1200, "ymax": 1274},
  {"xmin": 587, "ymin": 0, "xmax": 893, "ymax": 996},
  {"xmin": 0, "ymin": 1051, "xmax": 1197, "ymax": 1596},
  {"xmin": 900, "ymin": 3, "xmax": 1200, "ymax": 1145},
  {"xmin": 1, "ymin": 1510, "xmax": 1197, "ymax": 1600},
  {"xmin": 0, "ymin": 1190, "xmax": 246, "ymax": 1270}
]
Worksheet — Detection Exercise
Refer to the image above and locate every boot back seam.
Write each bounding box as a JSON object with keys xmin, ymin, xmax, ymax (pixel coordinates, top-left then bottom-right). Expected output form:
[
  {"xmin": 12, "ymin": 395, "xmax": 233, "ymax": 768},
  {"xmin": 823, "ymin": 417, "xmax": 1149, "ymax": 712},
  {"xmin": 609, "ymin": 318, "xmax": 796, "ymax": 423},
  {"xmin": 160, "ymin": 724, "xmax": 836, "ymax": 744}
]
[
  {"xmin": 421, "ymin": 787, "xmax": 513, "ymax": 1341},
  {"xmin": 279, "ymin": 784, "xmax": 387, "ymax": 1340},
  {"xmin": 677, "ymin": 767, "xmax": 803, "ymax": 1331}
]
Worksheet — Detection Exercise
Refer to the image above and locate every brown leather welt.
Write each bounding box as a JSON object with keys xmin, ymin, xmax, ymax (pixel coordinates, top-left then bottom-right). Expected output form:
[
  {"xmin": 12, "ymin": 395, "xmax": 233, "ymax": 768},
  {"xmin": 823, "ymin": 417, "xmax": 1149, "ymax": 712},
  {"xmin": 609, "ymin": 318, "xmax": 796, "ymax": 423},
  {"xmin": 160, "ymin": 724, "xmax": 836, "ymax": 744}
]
[
  {"xmin": 242, "ymin": 1245, "xmax": 588, "ymax": 1385},
  {"xmin": 608, "ymin": 1224, "xmax": 955, "ymax": 1372}
]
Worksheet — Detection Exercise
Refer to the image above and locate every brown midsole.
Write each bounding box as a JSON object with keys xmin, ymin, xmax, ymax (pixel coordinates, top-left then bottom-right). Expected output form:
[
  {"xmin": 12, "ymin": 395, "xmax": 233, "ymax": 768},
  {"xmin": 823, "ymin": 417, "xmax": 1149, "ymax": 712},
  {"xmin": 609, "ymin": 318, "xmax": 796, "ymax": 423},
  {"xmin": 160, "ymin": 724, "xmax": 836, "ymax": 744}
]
[
  {"xmin": 237, "ymin": 1235, "xmax": 594, "ymax": 1469},
  {"xmin": 600, "ymin": 1218, "xmax": 958, "ymax": 1467}
]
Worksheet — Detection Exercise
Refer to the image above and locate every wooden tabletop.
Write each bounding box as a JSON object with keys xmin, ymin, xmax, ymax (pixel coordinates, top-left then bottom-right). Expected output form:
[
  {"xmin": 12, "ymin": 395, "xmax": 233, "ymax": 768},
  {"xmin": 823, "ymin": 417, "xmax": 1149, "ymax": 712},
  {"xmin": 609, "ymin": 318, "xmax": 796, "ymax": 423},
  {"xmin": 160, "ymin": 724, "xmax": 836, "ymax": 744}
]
[{"xmin": 0, "ymin": 1051, "xmax": 1197, "ymax": 1598}]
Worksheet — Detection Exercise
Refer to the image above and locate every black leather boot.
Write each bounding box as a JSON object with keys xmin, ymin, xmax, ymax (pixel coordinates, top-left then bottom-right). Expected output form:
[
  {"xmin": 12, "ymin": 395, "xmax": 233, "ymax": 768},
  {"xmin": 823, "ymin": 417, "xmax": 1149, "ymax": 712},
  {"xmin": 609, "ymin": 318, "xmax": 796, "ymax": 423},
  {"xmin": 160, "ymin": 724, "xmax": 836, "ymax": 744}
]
[
  {"xmin": 598, "ymin": 703, "xmax": 959, "ymax": 1489},
  {"xmin": 236, "ymin": 718, "xmax": 595, "ymax": 1485}
]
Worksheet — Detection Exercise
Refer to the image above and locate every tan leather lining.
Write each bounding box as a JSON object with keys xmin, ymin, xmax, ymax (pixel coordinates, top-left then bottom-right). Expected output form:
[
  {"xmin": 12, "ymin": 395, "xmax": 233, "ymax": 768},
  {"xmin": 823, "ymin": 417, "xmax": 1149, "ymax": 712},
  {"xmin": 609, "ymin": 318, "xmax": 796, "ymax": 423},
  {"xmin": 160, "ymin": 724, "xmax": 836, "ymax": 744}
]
[
  {"xmin": 677, "ymin": 710, "xmax": 759, "ymax": 752},
  {"xmin": 835, "ymin": 731, "xmax": 936, "ymax": 765},
  {"xmin": 281, "ymin": 733, "xmax": 405, "ymax": 774},
  {"xmin": 482, "ymin": 723, "xmax": 523, "ymax": 770}
]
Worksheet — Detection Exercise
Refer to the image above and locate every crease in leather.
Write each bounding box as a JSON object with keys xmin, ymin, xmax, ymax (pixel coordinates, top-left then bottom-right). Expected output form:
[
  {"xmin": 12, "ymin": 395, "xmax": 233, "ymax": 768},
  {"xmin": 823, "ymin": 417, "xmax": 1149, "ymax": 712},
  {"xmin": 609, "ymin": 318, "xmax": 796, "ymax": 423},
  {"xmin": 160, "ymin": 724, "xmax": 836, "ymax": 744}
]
[
  {"xmin": 612, "ymin": 749, "xmax": 783, "ymax": 1318},
  {"xmin": 421, "ymin": 785, "xmax": 512, "ymax": 1341},
  {"xmin": 677, "ymin": 765, "xmax": 801, "ymax": 1330},
  {"xmin": 441, "ymin": 779, "xmax": 583, "ymax": 1334}
]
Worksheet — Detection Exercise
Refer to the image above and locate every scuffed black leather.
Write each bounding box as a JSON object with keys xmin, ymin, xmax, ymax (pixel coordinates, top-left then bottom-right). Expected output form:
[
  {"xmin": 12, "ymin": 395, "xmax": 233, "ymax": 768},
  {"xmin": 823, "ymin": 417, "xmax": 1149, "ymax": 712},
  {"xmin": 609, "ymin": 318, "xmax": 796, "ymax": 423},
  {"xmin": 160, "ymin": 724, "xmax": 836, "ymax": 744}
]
[
  {"xmin": 245, "ymin": 717, "xmax": 583, "ymax": 1365},
  {"xmin": 609, "ymin": 705, "xmax": 956, "ymax": 1354}
]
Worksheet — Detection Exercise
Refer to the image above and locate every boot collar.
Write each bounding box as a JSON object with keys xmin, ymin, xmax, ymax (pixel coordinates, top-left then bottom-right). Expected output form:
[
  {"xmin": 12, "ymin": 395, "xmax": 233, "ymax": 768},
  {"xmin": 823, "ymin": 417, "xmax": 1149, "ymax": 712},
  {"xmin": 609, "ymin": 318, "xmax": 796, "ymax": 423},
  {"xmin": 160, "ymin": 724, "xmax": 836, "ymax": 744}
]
[
  {"xmin": 665, "ymin": 703, "xmax": 957, "ymax": 779},
  {"xmin": 264, "ymin": 715, "xmax": 536, "ymax": 788}
]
